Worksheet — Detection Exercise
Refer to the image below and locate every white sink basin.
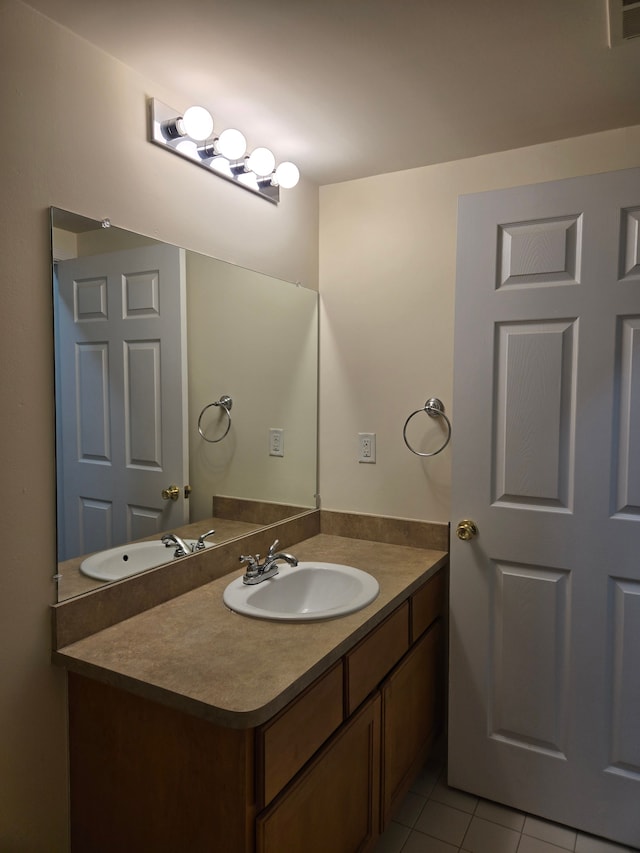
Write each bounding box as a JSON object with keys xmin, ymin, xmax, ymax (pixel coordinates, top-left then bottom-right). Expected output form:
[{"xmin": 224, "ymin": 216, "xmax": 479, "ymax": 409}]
[
  {"xmin": 223, "ymin": 562, "xmax": 380, "ymax": 621},
  {"xmin": 80, "ymin": 539, "xmax": 213, "ymax": 582}
]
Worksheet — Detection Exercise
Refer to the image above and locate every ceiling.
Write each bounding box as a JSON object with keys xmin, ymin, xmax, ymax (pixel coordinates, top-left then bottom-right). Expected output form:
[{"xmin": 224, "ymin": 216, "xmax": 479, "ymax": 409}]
[{"xmin": 24, "ymin": 0, "xmax": 640, "ymax": 186}]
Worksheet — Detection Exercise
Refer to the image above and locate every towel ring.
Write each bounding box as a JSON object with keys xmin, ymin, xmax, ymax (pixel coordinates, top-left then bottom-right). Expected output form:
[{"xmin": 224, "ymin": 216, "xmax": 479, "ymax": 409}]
[
  {"xmin": 198, "ymin": 395, "xmax": 233, "ymax": 443},
  {"xmin": 403, "ymin": 397, "xmax": 452, "ymax": 457}
]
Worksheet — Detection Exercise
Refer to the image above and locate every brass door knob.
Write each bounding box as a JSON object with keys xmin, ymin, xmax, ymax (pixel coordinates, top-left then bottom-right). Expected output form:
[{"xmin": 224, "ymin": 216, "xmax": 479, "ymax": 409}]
[
  {"xmin": 456, "ymin": 519, "xmax": 478, "ymax": 541},
  {"xmin": 161, "ymin": 485, "xmax": 180, "ymax": 502}
]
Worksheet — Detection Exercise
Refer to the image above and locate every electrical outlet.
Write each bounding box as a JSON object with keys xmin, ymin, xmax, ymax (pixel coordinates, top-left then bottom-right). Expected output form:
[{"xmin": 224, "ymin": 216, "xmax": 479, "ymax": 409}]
[
  {"xmin": 358, "ymin": 432, "xmax": 376, "ymax": 463},
  {"xmin": 269, "ymin": 428, "xmax": 284, "ymax": 457}
]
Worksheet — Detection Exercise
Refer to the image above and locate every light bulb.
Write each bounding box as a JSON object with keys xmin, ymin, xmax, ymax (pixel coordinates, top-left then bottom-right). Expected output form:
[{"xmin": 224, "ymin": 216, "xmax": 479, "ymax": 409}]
[
  {"xmin": 237, "ymin": 171, "xmax": 259, "ymax": 189},
  {"xmin": 246, "ymin": 146, "xmax": 276, "ymax": 177},
  {"xmin": 210, "ymin": 158, "xmax": 232, "ymax": 177},
  {"xmin": 176, "ymin": 139, "xmax": 199, "ymax": 159},
  {"xmin": 181, "ymin": 106, "xmax": 214, "ymax": 141},
  {"xmin": 216, "ymin": 128, "xmax": 247, "ymax": 160},
  {"xmin": 274, "ymin": 161, "xmax": 300, "ymax": 189}
]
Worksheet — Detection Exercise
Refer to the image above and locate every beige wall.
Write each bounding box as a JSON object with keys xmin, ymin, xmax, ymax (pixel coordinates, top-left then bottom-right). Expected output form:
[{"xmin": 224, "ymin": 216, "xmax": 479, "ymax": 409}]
[
  {"xmin": 318, "ymin": 125, "xmax": 640, "ymax": 523},
  {"xmin": 0, "ymin": 1, "xmax": 318, "ymax": 849},
  {"xmin": 187, "ymin": 252, "xmax": 318, "ymax": 518}
]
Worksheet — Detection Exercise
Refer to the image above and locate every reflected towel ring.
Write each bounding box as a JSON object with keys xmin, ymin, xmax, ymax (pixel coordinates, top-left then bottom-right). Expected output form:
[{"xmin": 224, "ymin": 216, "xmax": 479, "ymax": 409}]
[
  {"xmin": 198, "ymin": 395, "xmax": 233, "ymax": 443},
  {"xmin": 403, "ymin": 397, "xmax": 452, "ymax": 457}
]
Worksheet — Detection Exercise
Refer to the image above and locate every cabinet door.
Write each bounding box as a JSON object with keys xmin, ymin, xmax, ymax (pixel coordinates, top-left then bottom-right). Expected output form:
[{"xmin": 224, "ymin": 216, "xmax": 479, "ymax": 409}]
[
  {"xmin": 381, "ymin": 620, "xmax": 443, "ymax": 827},
  {"xmin": 256, "ymin": 695, "xmax": 381, "ymax": 853},
  {"xmin": 68, "ymin": 674, "xmax": 255, "ymax": 853}
]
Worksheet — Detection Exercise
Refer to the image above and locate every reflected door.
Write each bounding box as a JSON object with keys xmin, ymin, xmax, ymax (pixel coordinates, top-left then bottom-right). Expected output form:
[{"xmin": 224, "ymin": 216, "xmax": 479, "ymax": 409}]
[
  {"xmin": 449, "ymin": 167, "xmax": 640, "ymax": 848},
  {"xmin": 55, "ymin": 243, "xmax": 188, "ymax": 561}
]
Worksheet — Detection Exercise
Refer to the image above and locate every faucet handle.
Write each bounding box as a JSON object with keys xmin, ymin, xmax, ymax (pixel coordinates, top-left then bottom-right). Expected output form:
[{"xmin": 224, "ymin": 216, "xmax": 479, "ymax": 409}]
[
  {"xmin": 266, "ymin": 539, "xmax": 280, "ymax": 558},
  {"xmin": 240, "ymin": 554, "xmax": 259, "ymax": 573},
  {"xmin": 195, "ymin": 529, "xmax": 215, "ymax": 550}
]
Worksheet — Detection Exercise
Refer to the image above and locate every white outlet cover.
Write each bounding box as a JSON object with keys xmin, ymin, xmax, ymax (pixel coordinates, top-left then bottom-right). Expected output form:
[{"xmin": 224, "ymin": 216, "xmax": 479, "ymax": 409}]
[
  {"xmin": 358, "ymin": 432, "xmax": 376, "ymax": 463},
  {"xmin": 269, "ymin": 428, "xmax": 284, "ymax": 457}
]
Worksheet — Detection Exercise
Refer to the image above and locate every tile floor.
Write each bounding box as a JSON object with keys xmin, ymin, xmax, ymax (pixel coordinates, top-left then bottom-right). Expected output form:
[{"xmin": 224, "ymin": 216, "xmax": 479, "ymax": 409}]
[{"xmin": 374, "ymin": 745, "xmax": 639, "ymax": 853}]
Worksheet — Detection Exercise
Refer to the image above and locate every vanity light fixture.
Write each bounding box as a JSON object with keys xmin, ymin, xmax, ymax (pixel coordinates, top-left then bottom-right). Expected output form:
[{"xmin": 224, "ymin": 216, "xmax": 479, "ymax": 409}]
[{"xmin": 148, "ymin": 98, "xmax": 300, "ymax": 204}]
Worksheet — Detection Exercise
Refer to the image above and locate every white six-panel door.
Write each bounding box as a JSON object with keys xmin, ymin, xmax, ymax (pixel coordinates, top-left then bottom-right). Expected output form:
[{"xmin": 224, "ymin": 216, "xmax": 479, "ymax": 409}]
[
  {"xmin": 449, "ymin": 167, "xmax": 640, "ymax": 848},
  {"xmin": 55, "ymin": 243, "xmax": 188, "ymax": 561}
]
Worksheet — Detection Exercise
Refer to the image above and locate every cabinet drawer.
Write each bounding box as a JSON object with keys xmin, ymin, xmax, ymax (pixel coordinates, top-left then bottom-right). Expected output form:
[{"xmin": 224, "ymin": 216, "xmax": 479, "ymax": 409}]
[
  {"xmin": 345, "ymin": 602, "xmax": 409, "ymax": 715},
  {"xmin": 411, "ymin": 569, "xmax": 445, "ymax": 642},
  {"xmin": 258, "ymin": 661, "xmax": 343, "ymax": 807}
]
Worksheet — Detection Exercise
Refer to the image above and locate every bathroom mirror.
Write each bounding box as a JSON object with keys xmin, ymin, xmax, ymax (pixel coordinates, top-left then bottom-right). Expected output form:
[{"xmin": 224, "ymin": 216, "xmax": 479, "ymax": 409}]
[{"xmin": 52, "ymin": 208, "xmax": 318, "ymax": 601}]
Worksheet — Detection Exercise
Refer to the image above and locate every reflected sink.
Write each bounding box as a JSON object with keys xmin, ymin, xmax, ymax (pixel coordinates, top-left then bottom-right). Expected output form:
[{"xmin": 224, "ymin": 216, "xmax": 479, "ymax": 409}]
[
  {"xmin": 223, "ymin": 562, "xmax": 380, "ymax": 622},
  {"xmin": 80, "ymin": 539, "xmax": 214, "ymax": 582}
]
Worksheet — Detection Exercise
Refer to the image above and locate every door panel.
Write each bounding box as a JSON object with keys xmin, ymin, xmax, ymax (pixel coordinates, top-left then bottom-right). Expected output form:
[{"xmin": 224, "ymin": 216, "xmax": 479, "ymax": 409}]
[
  {"xmin": 490, "ymin": 562, "xmax": 570, "ymax": 756},
  {"xmin": 609, "ymin": 578, "xmax": 640, "ymax": 775},
  {"xmin": 494, "ymin": 319, "xmax": 576, "ymax": 508},
  {"xmin": 614, "ymin": 316, "xmax": 640, "ymax": 515},
  {"xmin": 76, "ymin": 342, "xmax": 111, "ymax": 462},
  {"xmin": 78, "ymin": 498, "xmax": 111, "ymax": 554},
  {"xmin": 450, "ymin": 167, "xmax": 640, "ymax": 848},
  {"xmin": 497, "ymin": 214, "xmax": 582, "ymax": 288},
  {"xmin": 125, "ymin": 340, "xmax": 162, "ymax": 468},
  {"xmin": 620, "ymin": 207, "xmax": 640, "ymax": 280}
]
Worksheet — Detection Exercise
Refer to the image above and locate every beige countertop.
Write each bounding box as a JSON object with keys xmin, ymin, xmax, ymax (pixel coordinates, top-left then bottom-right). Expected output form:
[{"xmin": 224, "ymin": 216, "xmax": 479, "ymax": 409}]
[{"xmin": 53, "ymin": 533, "xmax": 447, "ymax": 729}]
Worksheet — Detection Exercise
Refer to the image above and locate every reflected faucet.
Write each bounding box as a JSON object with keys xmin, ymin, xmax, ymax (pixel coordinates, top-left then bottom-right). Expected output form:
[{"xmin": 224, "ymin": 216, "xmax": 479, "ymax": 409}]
[
  {"xmin": 161, "ymin": 532, "xmax": 190, "ymax": 558},
  {"xmin": 162, "ymin": 529, "xmax": 216, "ymax": 558},
  {"xmin": 240, "ymin": 539, "xmax": 298, "ymax": 585}
]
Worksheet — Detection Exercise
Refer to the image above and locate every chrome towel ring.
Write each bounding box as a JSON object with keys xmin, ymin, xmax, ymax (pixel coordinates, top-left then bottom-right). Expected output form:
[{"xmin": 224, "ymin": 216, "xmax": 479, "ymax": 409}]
[
  {"xmin": 198, "ymin": 395, "xmax": 233, "ymax": 443},
  {"xmin": 403, "ymin": 397, "xmax": 452, "ymax": 457}
]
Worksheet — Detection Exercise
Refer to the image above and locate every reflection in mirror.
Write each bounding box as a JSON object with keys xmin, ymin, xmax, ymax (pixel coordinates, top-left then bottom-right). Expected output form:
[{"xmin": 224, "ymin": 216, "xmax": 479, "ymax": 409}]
[{"xmin": 52, "ymin": 209, "xmax": 318, "ymax": 602}]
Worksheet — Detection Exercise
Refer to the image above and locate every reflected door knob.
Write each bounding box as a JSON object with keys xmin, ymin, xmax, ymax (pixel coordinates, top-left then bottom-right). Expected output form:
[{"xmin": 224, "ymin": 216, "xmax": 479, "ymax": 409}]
[
  {"xmin": 456, "ymin": 519, "xmax": 478, "ymax": 541},
  {"xmin": 161, "ymin": 485, "xmax": 180, "ymax": 501}
]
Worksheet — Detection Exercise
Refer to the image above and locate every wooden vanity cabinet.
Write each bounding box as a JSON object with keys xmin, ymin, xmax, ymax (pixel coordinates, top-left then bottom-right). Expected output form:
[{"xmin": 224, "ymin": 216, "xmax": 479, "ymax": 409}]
[{"xmin": 66, "ymin": 566, "xmax": 446, "ymax": 853}]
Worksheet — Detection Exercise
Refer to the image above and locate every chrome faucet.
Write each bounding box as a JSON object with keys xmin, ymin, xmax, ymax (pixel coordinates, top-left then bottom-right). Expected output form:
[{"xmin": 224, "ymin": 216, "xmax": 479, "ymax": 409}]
[
  {"xmin": 161, "ymin": 532, "xmax": 191, "ymax": 558},
  {"xmin": 162, "ymin": 528, "xmax": 216, "ymax": 557},
  {"xmin": 240, "ymin": 539, "xmax": 298, "ymax": 585}
]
